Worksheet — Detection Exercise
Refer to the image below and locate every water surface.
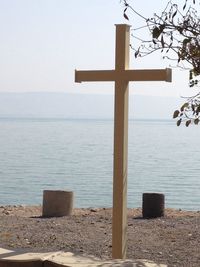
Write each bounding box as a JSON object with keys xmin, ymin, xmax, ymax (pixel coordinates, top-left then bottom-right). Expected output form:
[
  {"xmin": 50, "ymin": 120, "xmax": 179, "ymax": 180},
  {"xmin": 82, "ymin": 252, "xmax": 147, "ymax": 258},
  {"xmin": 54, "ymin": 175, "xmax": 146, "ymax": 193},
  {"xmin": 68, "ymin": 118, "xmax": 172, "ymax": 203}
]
[{"xmin": 0, "ymin": 118, "xmax": 199, "ymax": 210}]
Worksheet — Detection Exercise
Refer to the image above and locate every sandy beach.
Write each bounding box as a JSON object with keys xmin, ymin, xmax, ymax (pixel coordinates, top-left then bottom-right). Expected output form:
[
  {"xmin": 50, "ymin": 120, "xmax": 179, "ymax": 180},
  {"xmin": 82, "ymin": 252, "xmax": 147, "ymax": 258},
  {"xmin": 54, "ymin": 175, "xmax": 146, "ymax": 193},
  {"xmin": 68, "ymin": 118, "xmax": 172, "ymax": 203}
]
[{"xmin": 0, "ymin": 205, "xmax": 199, "ymax": 266}]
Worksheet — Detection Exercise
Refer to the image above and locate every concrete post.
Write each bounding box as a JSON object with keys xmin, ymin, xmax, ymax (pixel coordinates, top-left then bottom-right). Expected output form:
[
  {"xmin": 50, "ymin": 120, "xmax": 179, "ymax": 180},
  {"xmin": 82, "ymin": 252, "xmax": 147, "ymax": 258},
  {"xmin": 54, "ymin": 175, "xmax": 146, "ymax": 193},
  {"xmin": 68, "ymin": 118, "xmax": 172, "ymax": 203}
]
[
  {"xmin": 42, "ymin": 190, "xmax": 74, "ymax": 217},
  {"xmin": 142, "ymin": 193, "xmax": 165, "ymax": 218}
]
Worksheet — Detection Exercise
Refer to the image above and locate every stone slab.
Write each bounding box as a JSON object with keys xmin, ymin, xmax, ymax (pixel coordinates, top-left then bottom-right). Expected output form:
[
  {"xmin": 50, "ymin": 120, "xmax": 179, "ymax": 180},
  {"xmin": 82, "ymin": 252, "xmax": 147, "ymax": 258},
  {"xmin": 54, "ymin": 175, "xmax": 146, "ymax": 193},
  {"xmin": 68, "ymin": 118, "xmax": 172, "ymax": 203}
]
[
  {"xmin": 0, "ymin": 248, "xmax": 167, "ymax": 267},
  {"xmin": 0, "ymin": 248, "xmax": 57, "ymax": 267}
]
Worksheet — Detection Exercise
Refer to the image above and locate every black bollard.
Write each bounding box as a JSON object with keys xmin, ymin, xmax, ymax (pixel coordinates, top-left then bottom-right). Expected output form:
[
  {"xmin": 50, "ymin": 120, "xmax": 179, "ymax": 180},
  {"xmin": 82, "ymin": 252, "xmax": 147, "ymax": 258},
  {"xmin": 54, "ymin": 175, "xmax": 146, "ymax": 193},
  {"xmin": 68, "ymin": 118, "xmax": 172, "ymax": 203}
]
[{"xmin": 142, "ymin": 193, "xmax": 165, "ymax": 219}]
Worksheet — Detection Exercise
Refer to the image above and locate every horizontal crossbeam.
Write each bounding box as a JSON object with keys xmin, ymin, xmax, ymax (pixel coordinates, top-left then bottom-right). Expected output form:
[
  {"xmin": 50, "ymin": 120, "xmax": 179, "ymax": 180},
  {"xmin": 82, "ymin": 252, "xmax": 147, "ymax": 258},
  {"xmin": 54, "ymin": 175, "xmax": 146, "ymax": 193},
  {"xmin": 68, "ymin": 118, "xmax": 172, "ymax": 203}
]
[
  {"xmin": 75, "ymin": 70, "xmax": 115, "ymax": 83},
  {"xmin": 75, "ymin": 68, "xmax": 172, "ymax": 83}
]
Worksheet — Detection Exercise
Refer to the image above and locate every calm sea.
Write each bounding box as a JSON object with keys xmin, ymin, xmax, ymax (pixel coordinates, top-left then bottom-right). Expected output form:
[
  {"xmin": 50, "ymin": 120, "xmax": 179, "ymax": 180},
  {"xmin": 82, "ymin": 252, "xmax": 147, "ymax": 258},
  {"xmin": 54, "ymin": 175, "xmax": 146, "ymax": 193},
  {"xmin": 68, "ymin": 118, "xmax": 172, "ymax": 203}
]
[{"xmin": 0, "ymin": 118, "xmax": 199, "ymax": 211}]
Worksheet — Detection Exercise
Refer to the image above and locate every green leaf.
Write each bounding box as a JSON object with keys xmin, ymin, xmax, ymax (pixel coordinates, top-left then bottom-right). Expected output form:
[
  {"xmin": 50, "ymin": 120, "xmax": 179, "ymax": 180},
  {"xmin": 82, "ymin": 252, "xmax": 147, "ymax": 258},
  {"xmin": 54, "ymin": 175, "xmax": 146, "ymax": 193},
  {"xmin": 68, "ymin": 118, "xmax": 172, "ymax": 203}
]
[
  {"xmin": 177, "ymin": 119, "xmax": 182, "ymax": 126},
  {"xmin": 124, "ymin": 13, "xmax": 129, "ymax": 20},
  {"xmin": 185, "ymin": 120, "xmax": 191, "ymax": 127},
  {"xmin": 173, "ymin": 110, "xmax": 180, "ymax": 118},
  {"xmin": 123, "ymin": 9, "xmax": 129, "ymax": 20},
  {"xmin": 161, "ymin": 35, "xmax": 165, "ymax": 48},
  {"xmin": 135, "ymin": 49, "xmax": 139, "ymax": 58},
  {"xmin": 177, "ymin": 27, "xmax": 183, "ymax": 34},
  {"xmin": 189, "ymin": 70, "xmax": 193, "ymax": 80},
  {"xmin": 172, "ymin": 10, "xmax": 177, "ymax": 19},
  {"xmin": 189, "ymin": 80, "xmax": 195, "ymax": 87},
  {"xmin": 180, "ymin": 103, "xmax": 189, "ymax": 112},
  {"xmin": 183, "ymin": 38, "xmax": 191, "ymax": 45},
  {"xmin": 152, "ymin": 27, "xmax": 161, "ymax": 39},
  {"xmin": 159, "ymin": 24, "xmax": 165, "ymax": 32},
  {"xmin": 194, "ymin": 118, "xmax": 199, "ymax": 125},
  {"xmin": 192, "ymin": 104, "xmax": 195, "ymax": 112},
  {"xmin": 196, "ymin": 105, "xmax": 200, "ymax": 113}
]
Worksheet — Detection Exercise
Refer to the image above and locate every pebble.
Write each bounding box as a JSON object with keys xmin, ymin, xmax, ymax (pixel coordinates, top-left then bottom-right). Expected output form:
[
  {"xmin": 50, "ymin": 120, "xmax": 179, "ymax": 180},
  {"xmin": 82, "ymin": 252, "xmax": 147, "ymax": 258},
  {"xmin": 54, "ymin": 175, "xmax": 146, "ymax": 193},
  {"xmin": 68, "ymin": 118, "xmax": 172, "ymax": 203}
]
[
  {"xmin": 25, "ymin": 239, "xmax": 31, "ymax": 245},
  {"xmin": 90, "ymin": 208, "xmax": 97, "ymax": 212},
  {"xmin": 3, "ymin": 210, "xmax": 10, "ymax": 215}
]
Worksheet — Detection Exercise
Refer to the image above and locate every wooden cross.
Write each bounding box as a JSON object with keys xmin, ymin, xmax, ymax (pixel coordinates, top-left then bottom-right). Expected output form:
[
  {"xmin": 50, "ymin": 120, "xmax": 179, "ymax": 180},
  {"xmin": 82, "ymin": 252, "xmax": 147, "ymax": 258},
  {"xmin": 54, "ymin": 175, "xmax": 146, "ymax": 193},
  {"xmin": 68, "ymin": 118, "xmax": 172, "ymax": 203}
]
[{"xmin": 75, "ymin": 24, "xmax": 172, "ymax": 259}]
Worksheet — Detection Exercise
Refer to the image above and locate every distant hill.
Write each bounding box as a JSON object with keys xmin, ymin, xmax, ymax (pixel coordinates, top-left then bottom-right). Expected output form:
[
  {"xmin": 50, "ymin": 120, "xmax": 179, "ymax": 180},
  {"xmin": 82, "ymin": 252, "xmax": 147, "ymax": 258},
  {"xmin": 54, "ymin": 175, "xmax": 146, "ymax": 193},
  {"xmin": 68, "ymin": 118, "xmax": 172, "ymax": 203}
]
[{"xmin": 0, "ymin": 92, "xmax": 182, "ymax": 120}]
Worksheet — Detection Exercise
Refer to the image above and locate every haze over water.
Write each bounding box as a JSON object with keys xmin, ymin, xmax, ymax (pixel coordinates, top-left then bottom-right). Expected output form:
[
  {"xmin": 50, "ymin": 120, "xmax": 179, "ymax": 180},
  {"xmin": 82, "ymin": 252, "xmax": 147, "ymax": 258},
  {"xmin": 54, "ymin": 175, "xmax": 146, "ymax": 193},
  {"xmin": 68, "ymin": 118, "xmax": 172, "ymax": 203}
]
[{"xmin": 0, "ymin": 118, "xmax": 199, "ymax": 211}]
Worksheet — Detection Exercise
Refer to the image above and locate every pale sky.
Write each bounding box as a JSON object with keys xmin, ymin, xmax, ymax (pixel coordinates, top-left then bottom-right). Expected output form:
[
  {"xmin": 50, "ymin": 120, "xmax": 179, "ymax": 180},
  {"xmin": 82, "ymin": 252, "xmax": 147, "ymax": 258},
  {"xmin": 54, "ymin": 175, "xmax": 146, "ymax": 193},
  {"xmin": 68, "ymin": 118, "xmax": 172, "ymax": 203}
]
[{"xmin": 0, "ymin": 0, "xmax": 198, "ymax": 97}]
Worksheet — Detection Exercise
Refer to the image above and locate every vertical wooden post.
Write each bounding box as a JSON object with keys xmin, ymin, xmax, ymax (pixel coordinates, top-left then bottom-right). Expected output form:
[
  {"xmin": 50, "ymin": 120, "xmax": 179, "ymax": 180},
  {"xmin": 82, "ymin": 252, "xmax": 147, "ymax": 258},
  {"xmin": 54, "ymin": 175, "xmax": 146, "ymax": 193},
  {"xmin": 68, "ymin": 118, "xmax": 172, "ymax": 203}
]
[{"xmin": 112, "ymin": 24, "xmax": 130, "ymax": 259}]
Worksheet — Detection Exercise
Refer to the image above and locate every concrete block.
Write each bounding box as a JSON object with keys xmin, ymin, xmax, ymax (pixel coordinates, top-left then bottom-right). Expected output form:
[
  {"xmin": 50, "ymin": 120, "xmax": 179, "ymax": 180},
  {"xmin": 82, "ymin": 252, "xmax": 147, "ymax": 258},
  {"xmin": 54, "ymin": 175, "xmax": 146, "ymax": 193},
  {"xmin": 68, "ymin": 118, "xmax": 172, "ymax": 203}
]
[{"xmin": 42, "ymin": 190, "xmax": 74, "ymax": 217}]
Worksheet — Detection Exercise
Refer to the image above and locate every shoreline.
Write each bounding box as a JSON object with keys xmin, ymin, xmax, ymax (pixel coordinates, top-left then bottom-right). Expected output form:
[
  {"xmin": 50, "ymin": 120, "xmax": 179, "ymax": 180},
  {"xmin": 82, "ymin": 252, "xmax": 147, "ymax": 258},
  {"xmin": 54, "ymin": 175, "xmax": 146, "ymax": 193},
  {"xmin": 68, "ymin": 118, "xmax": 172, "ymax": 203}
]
[
  {"xmin": 0, "ymin": 204, "xmax": 199, "ymax": 211},
  {"xmin": 0, "ymin": 205, "xmax": 199, "ymax": 218},
  {"xmin": 0, "ymin": 206, "xmax": 199, "ymax": 266}
]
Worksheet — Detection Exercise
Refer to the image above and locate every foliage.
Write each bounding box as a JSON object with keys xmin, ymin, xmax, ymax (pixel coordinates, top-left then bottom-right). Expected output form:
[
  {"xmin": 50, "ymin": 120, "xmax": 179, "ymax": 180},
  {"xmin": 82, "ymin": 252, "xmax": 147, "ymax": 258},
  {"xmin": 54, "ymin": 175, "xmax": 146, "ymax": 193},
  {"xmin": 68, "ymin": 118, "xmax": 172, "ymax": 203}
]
[{"xmin": 122, "ymin": 0, "xmax": 200, "ymax": 126}]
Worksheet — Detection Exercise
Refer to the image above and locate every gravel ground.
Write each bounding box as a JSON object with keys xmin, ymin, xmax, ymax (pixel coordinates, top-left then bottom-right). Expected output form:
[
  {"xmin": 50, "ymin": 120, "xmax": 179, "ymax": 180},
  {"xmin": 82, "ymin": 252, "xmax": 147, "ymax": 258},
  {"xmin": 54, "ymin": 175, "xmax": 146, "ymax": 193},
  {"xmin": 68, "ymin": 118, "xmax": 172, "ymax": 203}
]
[{"xmin": 0, "ymin": 205, "xmax": 199, "ymax": 267}]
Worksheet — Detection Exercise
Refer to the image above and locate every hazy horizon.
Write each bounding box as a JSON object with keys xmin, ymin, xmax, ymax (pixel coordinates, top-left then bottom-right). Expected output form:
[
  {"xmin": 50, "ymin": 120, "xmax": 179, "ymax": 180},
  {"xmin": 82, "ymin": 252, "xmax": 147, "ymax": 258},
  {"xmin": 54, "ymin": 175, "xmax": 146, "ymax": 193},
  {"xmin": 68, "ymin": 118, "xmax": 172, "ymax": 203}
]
[{"xmin": 0, "ymin": 92, "xmax": 182, "ymax": 120}]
